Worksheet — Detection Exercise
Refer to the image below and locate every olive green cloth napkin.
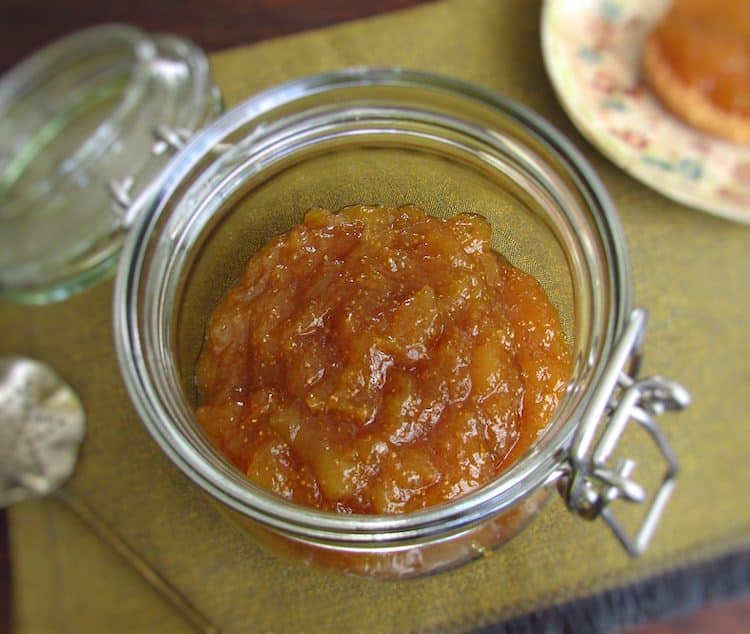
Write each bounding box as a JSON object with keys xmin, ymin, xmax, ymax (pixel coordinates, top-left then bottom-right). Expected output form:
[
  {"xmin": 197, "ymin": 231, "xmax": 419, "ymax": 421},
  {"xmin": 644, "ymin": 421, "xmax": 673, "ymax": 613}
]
[{"xmin": 4, "ymin": 0, "xmax": 750, "ymax": 631}]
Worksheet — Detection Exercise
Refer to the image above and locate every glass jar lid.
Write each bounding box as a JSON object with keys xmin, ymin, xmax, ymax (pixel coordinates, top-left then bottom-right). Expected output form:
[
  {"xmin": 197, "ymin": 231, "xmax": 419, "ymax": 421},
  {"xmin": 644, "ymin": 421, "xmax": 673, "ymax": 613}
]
[{"xmin": 0, "ymin": 24, "xmax": 221, "ymax": 304}]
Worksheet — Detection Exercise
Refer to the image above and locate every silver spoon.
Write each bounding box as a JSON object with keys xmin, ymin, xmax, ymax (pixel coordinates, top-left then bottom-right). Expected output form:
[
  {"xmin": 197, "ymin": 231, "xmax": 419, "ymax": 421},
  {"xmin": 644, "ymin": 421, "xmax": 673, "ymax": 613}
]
[{"xmin": 0, "ymin": 356, "xmax": 217, "ymax": 633}]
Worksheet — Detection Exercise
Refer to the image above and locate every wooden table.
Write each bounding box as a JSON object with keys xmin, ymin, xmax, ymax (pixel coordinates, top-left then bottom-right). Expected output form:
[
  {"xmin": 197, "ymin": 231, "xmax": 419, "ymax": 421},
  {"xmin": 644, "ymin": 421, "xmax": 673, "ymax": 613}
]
[{"xmin": 0, "ymin": 2, "xmax": 748, "ymax": 632}]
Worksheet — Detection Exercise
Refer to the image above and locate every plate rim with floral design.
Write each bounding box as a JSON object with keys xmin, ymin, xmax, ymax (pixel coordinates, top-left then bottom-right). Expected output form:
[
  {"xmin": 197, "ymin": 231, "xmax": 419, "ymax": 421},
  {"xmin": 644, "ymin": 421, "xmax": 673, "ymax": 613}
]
[{"xmin": 541, "ymin": 0, "xmax": 750, "ymax": 224}]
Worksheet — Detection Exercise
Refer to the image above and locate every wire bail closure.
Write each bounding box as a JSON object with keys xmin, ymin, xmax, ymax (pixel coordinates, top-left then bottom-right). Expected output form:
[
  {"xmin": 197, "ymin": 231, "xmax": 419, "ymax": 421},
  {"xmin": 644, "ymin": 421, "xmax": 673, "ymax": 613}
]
[
  {"xmin": 559, "ymin": 308, "xmax": 690, "ymax": 556},
  {"xmin": 108, "ymin": 124, "xmax": 232, "ymax": 217},
  {"xmin": 107, "ymin": 126, "xmax": 196, "ymax": 213}
]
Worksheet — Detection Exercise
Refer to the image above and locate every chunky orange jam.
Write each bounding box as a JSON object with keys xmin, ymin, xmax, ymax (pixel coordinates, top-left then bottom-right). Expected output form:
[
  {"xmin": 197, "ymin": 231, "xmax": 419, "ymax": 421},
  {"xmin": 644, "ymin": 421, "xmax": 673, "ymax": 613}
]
[
  {"xmin": 651, "ymin": 0, "xmax": 750, "ymax": 115},
  {"xmin": 196, "ymin": 205, "xmax": 570, "ymax": 514}
]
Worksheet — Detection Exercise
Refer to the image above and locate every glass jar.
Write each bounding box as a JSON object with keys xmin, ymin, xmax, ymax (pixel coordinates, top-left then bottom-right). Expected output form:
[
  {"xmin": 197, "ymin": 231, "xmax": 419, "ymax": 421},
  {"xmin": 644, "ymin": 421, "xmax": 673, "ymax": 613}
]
[{"xmin": 108, "ymin": 67, "xmax": 689, "ymax": 578}]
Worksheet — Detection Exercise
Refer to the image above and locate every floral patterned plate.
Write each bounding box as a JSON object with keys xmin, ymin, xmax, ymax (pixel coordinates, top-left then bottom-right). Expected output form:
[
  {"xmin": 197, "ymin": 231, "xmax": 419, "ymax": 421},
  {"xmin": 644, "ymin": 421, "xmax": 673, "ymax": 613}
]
[{"xmin": 541, "ymin": 0, "xmax": 750, "ymax": 223}]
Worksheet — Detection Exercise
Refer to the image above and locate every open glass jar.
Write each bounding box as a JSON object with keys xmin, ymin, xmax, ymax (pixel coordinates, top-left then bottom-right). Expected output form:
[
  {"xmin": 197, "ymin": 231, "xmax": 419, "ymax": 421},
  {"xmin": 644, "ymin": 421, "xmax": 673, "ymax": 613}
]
[
  {"xmin": 1, "ymin": 24, "xmax": 689, "ymax": 579},
  {"xmin": 107, "ymin": 66, "xmax": 689, "ymax": 577}
]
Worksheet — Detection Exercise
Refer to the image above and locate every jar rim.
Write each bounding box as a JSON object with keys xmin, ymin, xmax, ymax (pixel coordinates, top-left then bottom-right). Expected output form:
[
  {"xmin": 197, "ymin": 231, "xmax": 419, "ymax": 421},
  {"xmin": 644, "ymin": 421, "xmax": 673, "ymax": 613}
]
[{"xmin": 114, "ymin": 67, "xmax": 632, "ymax": 544}]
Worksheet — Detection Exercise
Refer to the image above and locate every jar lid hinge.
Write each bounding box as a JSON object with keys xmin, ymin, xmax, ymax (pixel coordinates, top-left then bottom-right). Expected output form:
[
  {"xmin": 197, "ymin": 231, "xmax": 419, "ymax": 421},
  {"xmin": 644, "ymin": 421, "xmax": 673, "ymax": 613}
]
[{"xmin": 558, "ymin": 308, "xmax": 690, "ymax": 556}]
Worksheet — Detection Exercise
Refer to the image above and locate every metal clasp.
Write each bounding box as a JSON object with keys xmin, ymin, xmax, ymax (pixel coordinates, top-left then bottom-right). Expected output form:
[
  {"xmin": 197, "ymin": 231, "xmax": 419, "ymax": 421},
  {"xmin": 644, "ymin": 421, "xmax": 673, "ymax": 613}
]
[
  {"xmin": 106, "ymin": 126, "xmax": 196, "ymax": 214},
  {"xmin": 106, "ymin": 125, "xmax": 235, "ymax": 217},
  {"xmin": 559, "ymin": 308, "xmax": 690, "ymax": 556}
]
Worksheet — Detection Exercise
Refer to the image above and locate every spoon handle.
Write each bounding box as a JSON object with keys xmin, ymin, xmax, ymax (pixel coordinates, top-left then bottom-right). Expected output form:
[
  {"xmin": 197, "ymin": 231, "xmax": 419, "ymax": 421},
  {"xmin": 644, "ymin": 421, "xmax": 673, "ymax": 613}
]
[{"xmin": 53, "ymin": 489, "xmax": 218, "ymax": 634}]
